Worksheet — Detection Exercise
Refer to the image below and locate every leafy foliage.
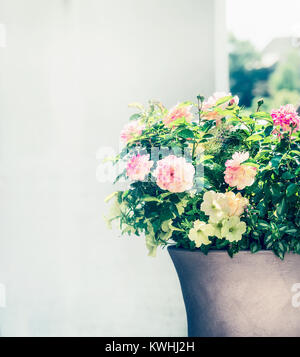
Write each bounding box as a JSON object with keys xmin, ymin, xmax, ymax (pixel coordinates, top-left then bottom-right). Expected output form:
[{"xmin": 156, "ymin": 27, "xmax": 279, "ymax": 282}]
[{"xmin": 106, "ymin": 97, "xmax": 300, "ymax": 259}]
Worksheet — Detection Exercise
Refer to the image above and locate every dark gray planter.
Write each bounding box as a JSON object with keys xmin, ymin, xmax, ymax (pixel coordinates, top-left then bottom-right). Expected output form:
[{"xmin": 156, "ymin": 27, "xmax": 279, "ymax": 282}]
[{"xmin": 168, "ymin": 246, "xmax": 300, "ymax": 337}]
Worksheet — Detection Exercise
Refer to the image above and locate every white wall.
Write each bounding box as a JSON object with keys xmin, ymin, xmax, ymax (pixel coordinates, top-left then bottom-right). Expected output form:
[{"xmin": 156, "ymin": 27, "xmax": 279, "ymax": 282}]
[{"xmin": 0, "ymin": 0, "xmax": 228, "ymax": 336}]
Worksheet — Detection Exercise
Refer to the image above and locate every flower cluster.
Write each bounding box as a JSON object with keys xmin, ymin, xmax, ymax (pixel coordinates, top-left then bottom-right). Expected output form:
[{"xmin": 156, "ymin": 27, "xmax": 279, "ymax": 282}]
[
  {"xmin": 107, "ymin": 93, "xmax": 300, "ymax": 259},
  {"xmin": 125, "ymin": 153, "xmax": 195, "ymax": 192},
  {"xmin": 188, "ymin": 191, "xmax": 248, "ymax": 247},
  {"xmin": 271, "ymin": 104, "xmax": 300, "ymax": 136}
]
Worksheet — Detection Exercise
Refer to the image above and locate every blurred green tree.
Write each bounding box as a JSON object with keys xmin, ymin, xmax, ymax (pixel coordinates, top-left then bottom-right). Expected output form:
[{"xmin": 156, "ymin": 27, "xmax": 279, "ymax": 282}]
[
  {"xmin": 251, "ymin": 50, "xmax": 300, "ymax": 111},
  {"xmin": 269, "ymin": 50, "xmax": 300, "ymax": 92},
  {"xmin": 254, "ymin": 89, "xmax": 300, "ymax": 111},
  {"xmin": 229, "ymin": 34, "xmax": 274, "ymax": 107}
]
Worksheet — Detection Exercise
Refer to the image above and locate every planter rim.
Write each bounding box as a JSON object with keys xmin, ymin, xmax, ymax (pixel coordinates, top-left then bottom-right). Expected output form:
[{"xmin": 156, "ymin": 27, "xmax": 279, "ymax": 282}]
[{"xmin": 167, "ymin": 245, "xmax": 287, "ymax": 256}]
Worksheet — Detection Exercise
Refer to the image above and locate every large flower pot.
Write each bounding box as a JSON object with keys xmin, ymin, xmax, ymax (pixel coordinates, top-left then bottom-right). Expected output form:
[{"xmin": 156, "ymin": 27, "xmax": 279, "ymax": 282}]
[{"xmin": 168, "ymin": 246, "xmax": 300, "ymax": 337}]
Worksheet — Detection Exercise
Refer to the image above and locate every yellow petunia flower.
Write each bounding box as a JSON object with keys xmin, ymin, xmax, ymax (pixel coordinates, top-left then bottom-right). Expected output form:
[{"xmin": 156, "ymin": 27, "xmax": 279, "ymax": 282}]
[
  {"xmin": 221, "ymin": 216, "xmax": 246, "ymax": 242},
  {"xmin": 188, "ymin": 220, "xmax": 214, "ymax": 248},
  {"xmin": 200, "ymin": 191, "xmax": 227, "ymax": 223}
]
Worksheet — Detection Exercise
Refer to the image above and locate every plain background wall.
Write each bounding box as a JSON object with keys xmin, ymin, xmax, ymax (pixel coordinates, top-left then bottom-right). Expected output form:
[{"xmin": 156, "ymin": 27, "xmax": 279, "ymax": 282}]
[{"xmin": 0, "ymin": 0, "xmax": 228, "ymax": 336}]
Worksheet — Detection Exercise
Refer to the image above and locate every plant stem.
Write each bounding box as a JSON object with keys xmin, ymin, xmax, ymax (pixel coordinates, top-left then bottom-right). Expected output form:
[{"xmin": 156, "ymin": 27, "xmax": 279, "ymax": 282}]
[{"xmin": 197, "ymin": 95, "xmax": 204, "ymax": 124}]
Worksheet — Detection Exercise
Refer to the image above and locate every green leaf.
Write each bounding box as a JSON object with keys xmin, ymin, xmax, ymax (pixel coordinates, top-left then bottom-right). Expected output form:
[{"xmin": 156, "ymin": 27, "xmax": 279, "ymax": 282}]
[
  {"xmin": 143, "ymin": 196, "xmax": 162, "ymax": 203},
  {"xmin": 282, "ymin": 172, "xmax": 295, "ymax": 180},
  {"xmin": 215, "ymin": 95, "xmax": 232, "ymax": 106},
  {"xmin": 264, "ymin": 125, "xmax": 274, "ymax": 137},
  {"xmin": 264, "ymin": 234, "xmax": 273, "ymax": 244},
  {"xmin": 241, "ymin": 116, "xmax": 255, "ymax": 125},
  {"xmin": 257, "ymin": 201, "xmax": 267, "ymax": 217},
  {"xmin": 279, "ymin": 225, "xmax": 298, "ymax": 235},
  {"xmin": 266, "ymin": 241, "xmax": 273, "ymax": 249},
  {"xmin": 129, "ymin": 113, "xmax": 141, "ymax": 121},
  {"xmin": 242, "ymin": 161, "xmax": 260, "ymax": 168},
  {"xmin": 170, "ymin": 204, "xmax": 180, "ymax": 217},
  {"xmin": 170, "ymin": 117, "xmax": 188, "ymax": 126},
  {"xmin": 290, "ymin": 150, "xmax": 300, "ymax": 157},
  {"xmin": 160, "ymin": 192, "xmax": 173, "ymax": 199},
  {"xmin": 277, "ymin": 198, "xmax": 287, "ymax": 216},
  {"xmin": 246, "ymin": 134, "xmax": 263, "ymax": 142},
  {"xmin": 250, "ymin": 112, "xmax": 273, "ymax": 121},
  {"xmin": 278, "ymin": 242, "xmax": 285, "ymax": 252},
  {"xmin": 277, "ymin": 250, "xmax": 285, "ymax": 260},
  {"xmin": 285, "ymin": 228, "xmax": 298, "ymax": 235},
  {"xmin": 263, "ymin": 136, "xmax": 276, "ymax": 144},
  {"xmin": 270, "ymin": 184, "xmax": 282, "ymax": 201},
  {"xmin": 202, "ymin": 133, "xmax": 214, "ymax": 139},
  {"xmin": 250, "ymin": 242, "xmax": 260, "ymax": 253},
  {"xmin": 199, "ymin": 155, "xmax": 214, "ymax": 163},
  {"xmin": 151, "ymin": 219, "xmax": 161, "ymax": 233},
  {"xmin": 160, "ymin": 205, "xmax": 174, "ymax": 221},
  {"xmin": 177, "ymin": 129, "xmax": 194, "ymax": 139},
  {"xmin": 270, "ymin": 156, "xmax": 282, "ymax": 168},
  {"xmin": 201, "ymin": 120, "xmax": 214, "ymax": 132},
  {"xmin": 257, "ymin": 221, "xmax": 269, "ymax": 230},
  {"xmin": 286, "ymin": 183, "xmax": 298, "ymax": 197}
]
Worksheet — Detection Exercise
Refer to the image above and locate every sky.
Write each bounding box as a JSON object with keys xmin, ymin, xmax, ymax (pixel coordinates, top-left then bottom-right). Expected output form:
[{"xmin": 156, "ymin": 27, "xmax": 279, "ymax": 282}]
[{"xmin": 227, "ymin": 0, "xmax": 300, "ymax": 50}]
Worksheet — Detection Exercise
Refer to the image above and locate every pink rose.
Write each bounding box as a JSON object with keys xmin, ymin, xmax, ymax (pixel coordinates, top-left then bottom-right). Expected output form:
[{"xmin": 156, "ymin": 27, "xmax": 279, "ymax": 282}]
[
  {"xmin": 221, "ymin": 192, "xmax": 249, "ymax": 217},
  {"xmin": 126, "ymin": 154, "xmax": 154, "ymax": 181},
  {"xmin": 225, "ymin": 152, "xmax": 250, "ymax": 168},
  {"xmin": 202, "ymin": 92, "xmax": 239, "ymax": 126},
  {"xmin": 154, "ymin": 155, "xmax": 195, "ymax": 193},
  {"xmin": 163, "ymin": 105, "xmax": 193, "ymax": 126},
  {"xmin": 203, "ymin": 92, "xmax": 239, "ymax": 111},
  {"xmin": 224, "ymin": 152, "xmax": 257, "ymax": 190},
  {"xmin": 120, "ymin": 120, "xmax": 145, "ymax": 144}
]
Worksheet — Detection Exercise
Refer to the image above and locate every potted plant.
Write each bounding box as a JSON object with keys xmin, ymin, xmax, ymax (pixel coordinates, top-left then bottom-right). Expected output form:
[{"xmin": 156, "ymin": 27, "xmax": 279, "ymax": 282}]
[{"xmin": 105, "ymin": 93, "xmax": 300, "ymax": 337}]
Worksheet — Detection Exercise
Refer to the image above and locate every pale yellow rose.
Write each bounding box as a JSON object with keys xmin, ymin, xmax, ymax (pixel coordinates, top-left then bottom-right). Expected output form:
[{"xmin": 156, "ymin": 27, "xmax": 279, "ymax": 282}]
[{"xmin": 219, "ymin": 191, "xmax": 249, "ymax": 217}]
